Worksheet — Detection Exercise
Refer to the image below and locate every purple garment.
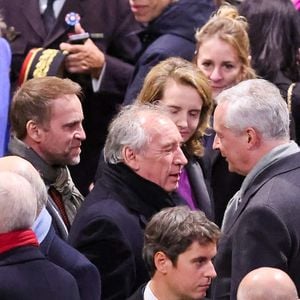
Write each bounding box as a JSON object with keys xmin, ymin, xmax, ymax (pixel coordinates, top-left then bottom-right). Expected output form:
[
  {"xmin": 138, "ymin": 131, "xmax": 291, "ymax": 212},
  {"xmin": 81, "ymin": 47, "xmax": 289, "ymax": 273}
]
[
  {"xmin": 292, "ymin": 0, "xmax": 300, "ymax": 10},
  {"xmin": 177, "ymin": 167, "xmax": 196, "ymax": 209}
]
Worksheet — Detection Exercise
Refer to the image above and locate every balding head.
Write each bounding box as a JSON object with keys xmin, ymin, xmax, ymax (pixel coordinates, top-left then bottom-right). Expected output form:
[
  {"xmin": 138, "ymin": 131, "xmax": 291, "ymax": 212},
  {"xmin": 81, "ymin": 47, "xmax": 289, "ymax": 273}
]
[
  {"xmin": 237, "ymin": 267, "xmax": 299, "ymax": 300},
  {"xmin": 0, "ymin": 172, "xmax": 37, "ymax": 233},
  {"xmin": 0, "ymin": 156, "xmax": 48, "ymax": 214}
]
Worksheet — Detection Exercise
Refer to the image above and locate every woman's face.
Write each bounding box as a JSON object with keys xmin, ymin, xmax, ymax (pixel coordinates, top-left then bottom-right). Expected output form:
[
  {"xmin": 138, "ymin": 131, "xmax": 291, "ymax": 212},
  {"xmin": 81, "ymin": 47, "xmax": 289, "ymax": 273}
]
[
  {"xmin": 161, "ymin": 78, "xmax": 203, "ymax": 143},
  {"xmin": 196, "ymin": 36, "xmax": 244, "ymax": 98}
]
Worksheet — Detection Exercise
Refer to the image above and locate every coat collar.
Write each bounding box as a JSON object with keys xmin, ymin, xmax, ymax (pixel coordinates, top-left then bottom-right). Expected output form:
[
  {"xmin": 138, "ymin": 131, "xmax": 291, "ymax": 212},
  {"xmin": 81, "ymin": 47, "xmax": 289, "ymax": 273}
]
[
  {"xmin": 0, "ymin": 245, "xmax": 45, "ymax": 267},
  {"xmin": 8, "ymin": 136, "xmax": 61, "ymax": 185},
  {"xmin": 97, "ymin": 162, "xmax": 181, "ymax": 221}
]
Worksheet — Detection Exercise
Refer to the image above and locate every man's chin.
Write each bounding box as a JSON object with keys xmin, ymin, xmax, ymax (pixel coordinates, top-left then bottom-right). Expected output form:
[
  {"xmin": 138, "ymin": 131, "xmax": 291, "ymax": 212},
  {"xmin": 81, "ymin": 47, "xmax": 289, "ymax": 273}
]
[{"xmin": 68, "ymin": 156, "xmax": 81, "ymax": 166}]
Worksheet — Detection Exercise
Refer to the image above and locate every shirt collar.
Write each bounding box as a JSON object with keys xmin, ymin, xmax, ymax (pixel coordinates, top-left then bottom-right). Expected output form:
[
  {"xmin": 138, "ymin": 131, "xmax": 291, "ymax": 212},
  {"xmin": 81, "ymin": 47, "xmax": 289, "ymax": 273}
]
[
  {"xmin": 144, "ymin": 281, "xmax": 158, "ymax": 300},
  {"xmin": 32, "ymin": 207, "xmax": 52, "ymax": 243}
]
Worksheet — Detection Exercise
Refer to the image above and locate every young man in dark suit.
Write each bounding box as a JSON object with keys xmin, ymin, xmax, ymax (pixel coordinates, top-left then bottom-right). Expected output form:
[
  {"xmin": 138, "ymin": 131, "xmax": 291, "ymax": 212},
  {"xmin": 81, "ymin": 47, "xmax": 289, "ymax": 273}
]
[{"xmin": 128, "ymin": 206, "xmax": 220, "ymax": 300}]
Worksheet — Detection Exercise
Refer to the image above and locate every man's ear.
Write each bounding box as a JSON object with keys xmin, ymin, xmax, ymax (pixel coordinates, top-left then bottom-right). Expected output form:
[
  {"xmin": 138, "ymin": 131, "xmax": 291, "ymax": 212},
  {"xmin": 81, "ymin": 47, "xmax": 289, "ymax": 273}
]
[
  {"xmin": 154, "ymin": 251, "xmax": 171, "ymax": 275},
  {"xmin": 122, "ymin": 146, "xmax": 139, "ymax": 171},
  {"xmin": 26, "ymin": 120, "xmax": 43, "ymax": 143},
  {"xmin": 246, "ymin": 128, "xmax": 260, "ymax": 149}
]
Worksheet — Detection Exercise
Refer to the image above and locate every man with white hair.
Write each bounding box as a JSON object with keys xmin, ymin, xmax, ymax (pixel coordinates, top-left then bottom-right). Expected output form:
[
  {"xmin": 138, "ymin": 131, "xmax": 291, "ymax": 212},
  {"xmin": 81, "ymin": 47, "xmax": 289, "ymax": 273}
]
[
  {"xmin": 0, "ymin": 172, "xmax": 80, "ymax": 299},
  {"xmin": 210, "ymin": 79, "xmax": 300, "ymax": 299},
  {"xmin": 0, "ymin": 156, "xmax": 101, "ymax": 300}
]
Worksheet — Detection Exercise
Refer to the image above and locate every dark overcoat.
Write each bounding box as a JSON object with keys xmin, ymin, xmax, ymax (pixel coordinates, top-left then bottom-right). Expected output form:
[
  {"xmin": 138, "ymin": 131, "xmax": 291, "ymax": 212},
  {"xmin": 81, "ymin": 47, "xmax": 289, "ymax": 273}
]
[
  {"xmin": 0, "ymin": 245, "xmax": 80, "ymax": 300},
  {"xmin": 211, "ymin": 152, "xmax": 300, "ymax": 299},
  {"xmin": 69, "ymin": 162, "xmax": 183, "ymax": 300}
]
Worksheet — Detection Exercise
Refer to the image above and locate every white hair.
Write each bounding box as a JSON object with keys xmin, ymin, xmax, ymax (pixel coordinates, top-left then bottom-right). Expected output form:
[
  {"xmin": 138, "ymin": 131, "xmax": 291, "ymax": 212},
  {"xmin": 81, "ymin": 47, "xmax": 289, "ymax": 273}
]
[
  {"xmin": 216, "ymin": 79, "xmax": 290, "ymax": 140},
  {"xmin": 104, "ymin": 104, "xmax": 168, "ymax": 164},
  {"xmin": 0, "ymin": 172, "xmax": 37, "ymax": 233}
]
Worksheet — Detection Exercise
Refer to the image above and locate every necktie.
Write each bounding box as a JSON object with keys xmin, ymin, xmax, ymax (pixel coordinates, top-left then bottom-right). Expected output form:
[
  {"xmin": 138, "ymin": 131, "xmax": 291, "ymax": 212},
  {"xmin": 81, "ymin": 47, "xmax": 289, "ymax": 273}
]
[
  {"xmin": 43, "ymin": 0, "xmax": 56, "ymax": 34},
  {"xmin": 48, "ymin": 186, "xmax": 71, "ymax": 229}
]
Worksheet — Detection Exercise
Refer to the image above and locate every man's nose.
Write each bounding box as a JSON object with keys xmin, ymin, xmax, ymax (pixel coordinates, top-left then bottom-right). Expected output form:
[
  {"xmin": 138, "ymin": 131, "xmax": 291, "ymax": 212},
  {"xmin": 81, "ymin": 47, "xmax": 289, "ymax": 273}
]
[
  {"xmin": 212, "ymin": 134, "xmax": 220, "ymax": 150},
  {"xmin": 205, "ymin": 260, "xmax": 217, "ymax": 279},
  {"xmin": 75, "ymin": 124, "xmax": 86, "ymax": 141},
  {"xmin": 174, "ymin": 147, "xmax": 188, "ymax": 166}
]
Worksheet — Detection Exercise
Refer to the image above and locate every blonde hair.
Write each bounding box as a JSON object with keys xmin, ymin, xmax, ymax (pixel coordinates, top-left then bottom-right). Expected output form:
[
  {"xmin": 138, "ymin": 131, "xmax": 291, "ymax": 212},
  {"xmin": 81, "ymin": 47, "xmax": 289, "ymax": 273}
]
[
  {"xmin": 137, "ymin": 57, "xmax": 213, "ymax": 157},
  {"xmin": 195, "ymin": 4, "xmax": 256, "ymax": 81}
]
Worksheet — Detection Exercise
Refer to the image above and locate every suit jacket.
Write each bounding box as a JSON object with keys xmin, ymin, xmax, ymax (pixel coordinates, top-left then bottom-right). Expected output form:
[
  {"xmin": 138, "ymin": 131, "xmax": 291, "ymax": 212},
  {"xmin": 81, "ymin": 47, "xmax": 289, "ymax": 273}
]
[
  {"xmin": 211, "ymin": 152, "xmax": 300, "ymax": 299},
  {"xmin": 126, "ymin": 284, "xmax": 145, "ymax": 300},
  {"xmin": 0, "ymin": 0, "xmax": 141, "ymax": 195},
  {"xmin": 0, "ymin": 245, "xmax": 80, "ymax": 300},
  {"xmin": 208, "ymin": 148, "xmax": 244, "ymax": 227},
  {"xmin": 40, "ymin": 225, "xmax": 101, "ymax": 300},
  {"xmin": 69, "ymin": 162, "xmax": 184, "ymax": 300}
]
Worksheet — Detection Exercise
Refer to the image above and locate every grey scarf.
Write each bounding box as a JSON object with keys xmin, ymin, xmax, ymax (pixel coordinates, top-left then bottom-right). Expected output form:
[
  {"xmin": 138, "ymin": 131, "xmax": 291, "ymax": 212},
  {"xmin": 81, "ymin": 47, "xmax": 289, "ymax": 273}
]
[
  {"xmin": 8, "ymin": 136, "xmax": 84, "ymax": 224},
  {"xmin": 222, "ymin": 141, "xmax": 299, "ymax": 230}
]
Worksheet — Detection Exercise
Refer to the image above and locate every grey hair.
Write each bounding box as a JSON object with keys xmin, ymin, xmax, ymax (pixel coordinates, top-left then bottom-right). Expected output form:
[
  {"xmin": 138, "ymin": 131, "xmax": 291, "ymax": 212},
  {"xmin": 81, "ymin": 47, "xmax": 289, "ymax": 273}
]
[
  {"xmin": 104, "ymin": 104, "xmax": 167, "ymax": 164},
  {"xmin": 0, "ymin": 172, "xmax": 37, "ymax": 233},
  {"xmin": 215, "ymin": 79, "xmax": 290, "ymax": 140}
]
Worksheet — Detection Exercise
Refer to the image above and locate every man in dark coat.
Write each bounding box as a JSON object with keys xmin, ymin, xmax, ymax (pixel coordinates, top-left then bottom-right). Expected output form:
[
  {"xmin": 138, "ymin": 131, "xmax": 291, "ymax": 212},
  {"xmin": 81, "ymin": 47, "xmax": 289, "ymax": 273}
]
[
  {"xmin": 123, "ymin": 0, "xmax": 215, "ymax": 104},
  {"xmin": 0, "ymin": 0, "xmax": 141, "ymax": 195},
  {"xmin": 0, "ymin": 155, "xmax": 101, "ymax": 300},
  {"xmin": 0, "ymin": 172, "xmax": 80, "ymax": 300},
  {"xmin": 211, "ymin": 79, "xmax": 300, "ymax": 299},
  {"xmin": 69, "ymin": 104, "xmax": 188, "ymax": 300}
]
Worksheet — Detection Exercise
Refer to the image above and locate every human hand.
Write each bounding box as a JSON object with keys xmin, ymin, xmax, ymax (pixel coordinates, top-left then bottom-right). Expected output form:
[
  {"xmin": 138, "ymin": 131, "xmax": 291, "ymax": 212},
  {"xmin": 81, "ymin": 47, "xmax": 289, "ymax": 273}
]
[{"xmin": 60, "ymin": 23, "xmax": 105, "ymax": 78}]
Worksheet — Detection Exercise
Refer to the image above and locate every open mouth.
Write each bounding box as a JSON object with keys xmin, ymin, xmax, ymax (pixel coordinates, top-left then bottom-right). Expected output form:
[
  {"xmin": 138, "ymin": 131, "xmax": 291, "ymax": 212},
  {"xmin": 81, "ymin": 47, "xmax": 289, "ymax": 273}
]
[{"xmin": 131, "ymin": 4, "xmax": 148, "ymax": 12}]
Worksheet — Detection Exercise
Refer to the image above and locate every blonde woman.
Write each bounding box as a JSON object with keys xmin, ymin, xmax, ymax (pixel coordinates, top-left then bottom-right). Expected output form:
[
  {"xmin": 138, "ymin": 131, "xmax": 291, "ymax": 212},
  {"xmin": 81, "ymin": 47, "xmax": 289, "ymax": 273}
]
[{"xmin": 194, "ymin": 4, "xmax": 256, "ymax": 226}]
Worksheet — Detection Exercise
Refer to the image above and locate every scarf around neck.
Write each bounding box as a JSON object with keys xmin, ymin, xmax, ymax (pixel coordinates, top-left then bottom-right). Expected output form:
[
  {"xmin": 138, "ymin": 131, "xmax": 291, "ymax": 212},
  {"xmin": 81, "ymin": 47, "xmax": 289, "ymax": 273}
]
[
  {"xmin": 0, "ymin": 229, "xmax": 39, "ymax": 254},
  {"xmin": 8, "ymin": 136, "xmax": 84, "ymax": 224}
]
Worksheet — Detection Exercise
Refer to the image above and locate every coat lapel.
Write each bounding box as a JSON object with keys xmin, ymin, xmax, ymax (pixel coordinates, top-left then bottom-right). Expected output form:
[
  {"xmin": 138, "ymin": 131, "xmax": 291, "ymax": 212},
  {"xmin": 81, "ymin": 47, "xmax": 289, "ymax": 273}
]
[
  {"xmin": 186, "ymin": 159, "xmax": 214, "ymax": 220},
  {"xmin": 22, "ymin": 0, "xmax": 47, "ymax": 40},
  {"xmin": 223, "ymin": 152, "xmax": 300, "ymax": 233},
  {"xmin": 43, "ymin": 0, "xmax": 84, "ymax": 47}
]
